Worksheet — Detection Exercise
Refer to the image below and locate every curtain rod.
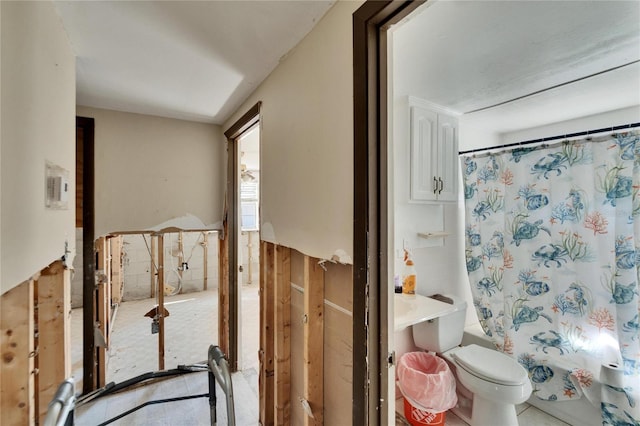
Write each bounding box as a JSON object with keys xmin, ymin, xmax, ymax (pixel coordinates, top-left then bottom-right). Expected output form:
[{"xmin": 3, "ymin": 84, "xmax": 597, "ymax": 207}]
[
  {"xmin": 459, "ymin": 122, "xmax": 640, "ymax": 156},
  {"xmin": 465, "ymin": 60, "xmax": 639, "ymax": 115}
]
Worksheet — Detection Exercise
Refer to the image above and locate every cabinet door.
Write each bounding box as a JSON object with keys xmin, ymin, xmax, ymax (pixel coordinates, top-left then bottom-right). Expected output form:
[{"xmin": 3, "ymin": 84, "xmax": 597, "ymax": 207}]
[
  {"xmin": 410, "ymin": 106, "xmax": 438, "ymax": 201},
  {"xmin": 437, "ymin": 114, "xmax": 459, "ymax": 202}
]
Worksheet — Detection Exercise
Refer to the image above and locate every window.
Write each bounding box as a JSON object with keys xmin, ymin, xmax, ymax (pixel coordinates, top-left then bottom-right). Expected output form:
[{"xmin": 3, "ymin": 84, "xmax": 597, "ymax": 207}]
[{"xmin": 240, "ymin": 179, "xmax": 259, "ymax": 231}]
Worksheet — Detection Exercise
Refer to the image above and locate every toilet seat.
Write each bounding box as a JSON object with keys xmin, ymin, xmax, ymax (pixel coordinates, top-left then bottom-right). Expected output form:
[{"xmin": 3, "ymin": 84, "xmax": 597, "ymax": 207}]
[{"xmin": 452, "ymin": 344, "xmax": 527, "ymax": 386}]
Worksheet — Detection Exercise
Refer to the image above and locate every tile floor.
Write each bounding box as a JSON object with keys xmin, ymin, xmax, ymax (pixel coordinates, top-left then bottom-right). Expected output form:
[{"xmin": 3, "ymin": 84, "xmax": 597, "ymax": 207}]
[{"xmin": 395, "ymin": 397, "xmax": 571, "ymax": 426}]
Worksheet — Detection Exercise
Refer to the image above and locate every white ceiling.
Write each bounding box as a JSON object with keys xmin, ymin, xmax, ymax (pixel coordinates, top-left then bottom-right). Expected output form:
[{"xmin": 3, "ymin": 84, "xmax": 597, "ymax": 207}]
[
  {"xmin": 53, "ymin": 0, "xmax": 334, "ymax": 124},
  {"xmin": 393, "ymin": 0, "xmax": 640, "ymax": 138},
  {"xmin": 52, "ymin": 1, "xmax": 640, "ymax": 132}
]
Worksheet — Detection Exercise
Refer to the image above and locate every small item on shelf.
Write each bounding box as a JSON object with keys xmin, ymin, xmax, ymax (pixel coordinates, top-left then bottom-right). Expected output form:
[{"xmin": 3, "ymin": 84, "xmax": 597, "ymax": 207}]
[
  {"xmin": 395, "ymin": 275, "xmax": 402, "ymax": 293},
  {"xmin": 402, "ymin": 249, "xmax": 417, "ymax": 295}
]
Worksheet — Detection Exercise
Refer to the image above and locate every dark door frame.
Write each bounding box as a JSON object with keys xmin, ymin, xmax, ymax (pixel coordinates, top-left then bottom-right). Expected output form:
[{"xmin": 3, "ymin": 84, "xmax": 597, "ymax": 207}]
[
  {"xmin": 223, "ymin": 102, "xmax": 261, "ymax": 371},
  {"xmin": 352, "ymin": 1, "xmax": 424, "ymax": 424},
  {"xmin": 77, "ymin": 116, "xmax": 96, "ymax": 394}
]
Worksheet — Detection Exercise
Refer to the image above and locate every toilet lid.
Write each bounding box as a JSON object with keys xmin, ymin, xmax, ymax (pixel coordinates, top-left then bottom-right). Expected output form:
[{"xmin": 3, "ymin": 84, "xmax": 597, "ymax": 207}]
[{"xmin": 452, "ymin": 344, "xmax": 527, "ymax": 386}]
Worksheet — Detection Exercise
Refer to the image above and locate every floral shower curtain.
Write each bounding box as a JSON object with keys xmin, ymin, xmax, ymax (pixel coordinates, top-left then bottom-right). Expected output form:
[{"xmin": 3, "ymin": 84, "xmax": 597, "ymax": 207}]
[{"xmin": 461, "ymin": 131, "xmax": 639, "ymax": 424}]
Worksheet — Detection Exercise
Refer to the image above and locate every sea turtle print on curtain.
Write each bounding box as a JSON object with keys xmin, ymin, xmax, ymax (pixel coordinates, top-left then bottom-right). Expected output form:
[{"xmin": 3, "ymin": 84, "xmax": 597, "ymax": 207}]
[{"xmin": 461, "ymin": 131, "xmax": 640, "ymax": 424}]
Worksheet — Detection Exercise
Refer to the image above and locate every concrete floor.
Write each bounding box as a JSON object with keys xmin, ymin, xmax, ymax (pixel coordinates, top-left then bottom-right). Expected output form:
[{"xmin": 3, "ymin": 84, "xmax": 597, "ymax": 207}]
[
  {"xmin": 71, "ymin": 284, "xmax": 259, "ymax": 425},
  {"xmin": 74, "ymin": 369, "xmax": 258, "ymax": 425}
]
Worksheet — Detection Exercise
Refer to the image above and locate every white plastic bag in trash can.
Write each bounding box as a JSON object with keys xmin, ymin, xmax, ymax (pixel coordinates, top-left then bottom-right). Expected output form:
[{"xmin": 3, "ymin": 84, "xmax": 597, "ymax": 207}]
[{"xmin": 397, "ymin": 352, "xmax": 457, "ymax": 413}]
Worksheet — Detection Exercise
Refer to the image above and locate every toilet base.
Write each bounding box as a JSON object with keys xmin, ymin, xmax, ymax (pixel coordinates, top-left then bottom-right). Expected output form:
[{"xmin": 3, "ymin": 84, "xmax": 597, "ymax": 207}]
[{"xmin": 471, "ymin": 394, "xmax": 518, "ymax": 426}]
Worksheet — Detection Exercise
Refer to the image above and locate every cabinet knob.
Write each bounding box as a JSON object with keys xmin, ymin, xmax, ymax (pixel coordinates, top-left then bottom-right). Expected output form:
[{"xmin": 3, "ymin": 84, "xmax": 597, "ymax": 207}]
[
  {"xmin": 438, "ymin": 177, "xmax": 444, "ymax": 194},
  {"xmin": 433, "ymin": 176, "xmax": 438, "ymax": 194}
]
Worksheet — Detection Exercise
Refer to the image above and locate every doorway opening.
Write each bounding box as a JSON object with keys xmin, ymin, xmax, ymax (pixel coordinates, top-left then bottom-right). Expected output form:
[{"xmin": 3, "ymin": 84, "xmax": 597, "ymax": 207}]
[
  {"xmin": 74, "ymin": 116, "xmax": 96, "ymax": 394},
  {"xmin": 237, "ymin": 124, "xmax": 260, "ymax": 375},
  {"xmin": 222, "ymin": 101, "xmax": 261, "ymax": 375}
]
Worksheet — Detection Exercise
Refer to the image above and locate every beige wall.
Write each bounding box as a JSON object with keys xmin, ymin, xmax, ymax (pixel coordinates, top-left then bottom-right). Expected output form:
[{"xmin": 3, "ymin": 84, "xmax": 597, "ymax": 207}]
[
  {"xmin": 223, "ymin": 1, "xmax": 361, "ymax": 264},
  {"xmin": 1, "ymin": 1, "xmax": 76, "ymax": 294},
  {"xmin": 76, "ymin": 106, "xmax": 225, "ymax": 237}
]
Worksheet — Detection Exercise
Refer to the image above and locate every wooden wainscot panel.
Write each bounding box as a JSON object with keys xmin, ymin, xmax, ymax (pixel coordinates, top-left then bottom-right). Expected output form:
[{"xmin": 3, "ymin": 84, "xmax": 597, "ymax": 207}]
[{"xmin": 1, "ymin": 279, "xmax": 36, "ymax": 425}]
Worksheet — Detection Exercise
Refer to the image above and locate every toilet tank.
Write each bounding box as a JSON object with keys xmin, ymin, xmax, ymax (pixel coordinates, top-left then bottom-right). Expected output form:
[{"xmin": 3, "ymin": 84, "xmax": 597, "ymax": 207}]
[{"xmin": 412, "ymin": 294, "xmax": 467, "ymax": 352}]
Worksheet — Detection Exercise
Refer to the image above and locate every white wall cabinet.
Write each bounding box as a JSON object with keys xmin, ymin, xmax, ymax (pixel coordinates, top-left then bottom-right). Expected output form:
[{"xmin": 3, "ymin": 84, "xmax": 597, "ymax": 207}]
[{"xmin": 409, "ymin": 99, "xmax": 459, "ymax": 203}]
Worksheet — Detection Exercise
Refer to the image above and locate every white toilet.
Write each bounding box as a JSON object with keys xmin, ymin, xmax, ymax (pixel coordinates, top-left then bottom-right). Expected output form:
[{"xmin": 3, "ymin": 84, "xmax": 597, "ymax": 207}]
[{"xmin": 412, "ymin": 294, "xmax": 532, "ymax": 426}]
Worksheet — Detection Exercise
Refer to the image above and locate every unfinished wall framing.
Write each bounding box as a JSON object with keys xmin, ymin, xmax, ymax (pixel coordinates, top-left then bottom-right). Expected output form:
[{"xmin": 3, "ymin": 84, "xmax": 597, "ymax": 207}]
[
  {"xmin": 259, "ymin": 242, "xmax": 353, "ymax": 426},
  {"xmin": 102, "ymin": 229, "xmax": 219, "ymax": 375},
  {"xmin": 95, "ymin": 236, "xmax": 112, "ymax": 387},
  {"xmin": 1, "ymin": 259, "xmax": 71, "ymax": 425},
  {"xmin": 87, "ymin": 235, "xmax": 126, "ymax": 389},
  {"xmin": 113, "ymin": 230, "xmax": 219, "ymax": 302}
]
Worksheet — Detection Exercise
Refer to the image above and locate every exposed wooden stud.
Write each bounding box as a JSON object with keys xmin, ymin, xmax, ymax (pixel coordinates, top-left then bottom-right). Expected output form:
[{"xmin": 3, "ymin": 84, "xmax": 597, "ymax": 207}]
[
  {"xmin": 33, "ymin": 279, "xmax": 40, "ymax": 425},
  {"xmin": 35, "ymin": 260, "xmax": 71, "ymax": 424},
  {"xmin": 218, "ymin": 225, "xmax": 229, "ymax": 358},
  {"xmin": 177, "ymin": 231, "xmax": 184, "ymax": 294},
  {"xmin": 95, "ymin": 237, "xmax": 111, "ymax": 387},
  {"xmin": 259, "ymin": 241, "xmax": 275, "ymax": 426},
  {"xmin": 203, "ymin": 232, "xmax": 209, "ymax": 291},
  {"xmin": 259, "ymin": 240, "xmax": 265, "ymax": 424},
  {"xmin": 149, "ymin": 235, "xmax": 158, "ymax": 299},
  {"xmin": 111, "ymin": 236, "xmax": 123, "ymax": 305},
  {"xmin": 1, "ymin": 279, "xmax": 35, "ymax": 425},
  {"xmin": 303, "ymin": 255, "xmax": 324, "ymax": 425},
  {"xmin": 288, "ymin": 253, "xmax": 305, "ymax": 426},
  {"xmin": 274, "ymin": 245, "xmax": 292, "ymax": 425},
  {"xmin": 157, "ymin": 233, "xmax": 165, "ymax": 371}
]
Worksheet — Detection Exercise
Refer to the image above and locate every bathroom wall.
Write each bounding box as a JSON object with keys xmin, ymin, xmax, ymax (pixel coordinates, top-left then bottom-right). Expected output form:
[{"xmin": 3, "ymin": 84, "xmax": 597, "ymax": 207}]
[
  {"xmin": 392, "ymin": 91, "xmax": 638, "ymax": 370},
  {"xmin": 396, "ymin": 107, "xmax": 639, "ymax": 310},
  {"xmin": 390, "ymin": 97, "xmax": 482, "ymax": 330},
  {"xmin": 500, "ymin": 105, "xmax": 639, "ymax": 144}
]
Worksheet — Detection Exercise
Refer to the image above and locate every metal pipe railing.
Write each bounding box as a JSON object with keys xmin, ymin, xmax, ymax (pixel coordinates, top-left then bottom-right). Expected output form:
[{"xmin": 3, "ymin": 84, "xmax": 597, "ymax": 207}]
[
  {"xmin": 44, "ymin": 346, "xmax": 234, "ymax": 425},
  {"xmin": 43, "ymin": 378, "xmax": 75, "ymax": 426},
  {"xmin": 207, "ymin": 345, "xmax": 235, "ymax": 426}
]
